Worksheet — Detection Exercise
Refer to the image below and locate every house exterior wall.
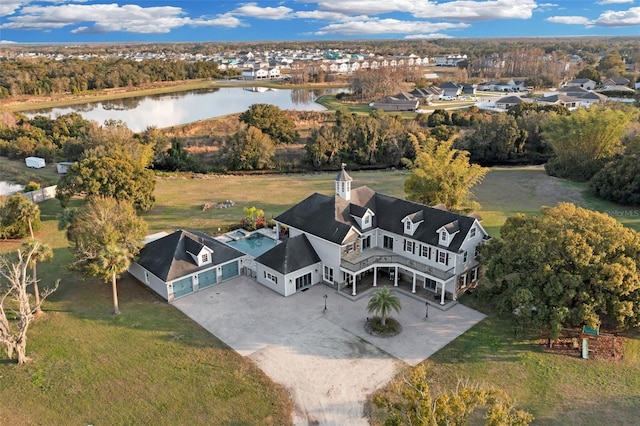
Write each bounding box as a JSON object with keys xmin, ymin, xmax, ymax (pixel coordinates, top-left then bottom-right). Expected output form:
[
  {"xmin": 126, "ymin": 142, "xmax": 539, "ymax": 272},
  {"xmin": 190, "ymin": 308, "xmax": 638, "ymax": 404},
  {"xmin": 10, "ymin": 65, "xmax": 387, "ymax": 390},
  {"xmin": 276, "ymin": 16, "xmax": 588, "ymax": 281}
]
[
  {"xmin": 256, "ymin": 264, "xmax": 287, "ymax": 296},
  {"xmin": 129, "ymin": 263, "xmax": 170, "ymax": 300},
  {"xmin": 288, "ymin": 226, "xmax": 341, "ymax": 284}
]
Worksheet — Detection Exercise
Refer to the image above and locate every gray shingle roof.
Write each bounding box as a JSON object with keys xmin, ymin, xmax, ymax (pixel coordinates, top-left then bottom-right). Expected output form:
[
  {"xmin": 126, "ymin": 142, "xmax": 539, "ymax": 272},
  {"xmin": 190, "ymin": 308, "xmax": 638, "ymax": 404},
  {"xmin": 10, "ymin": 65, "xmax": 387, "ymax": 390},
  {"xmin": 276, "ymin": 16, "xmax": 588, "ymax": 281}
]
[
  {"xmin": 255, "ymin": 234, "xmax": 320, "ymax": 274},
  {"xmin": 275, "ymin": 186, "xmax": 476, "ymax": 252},
  {"xmin": 136, "ymin": 230, "xmax": 244, "ymax": 282}
]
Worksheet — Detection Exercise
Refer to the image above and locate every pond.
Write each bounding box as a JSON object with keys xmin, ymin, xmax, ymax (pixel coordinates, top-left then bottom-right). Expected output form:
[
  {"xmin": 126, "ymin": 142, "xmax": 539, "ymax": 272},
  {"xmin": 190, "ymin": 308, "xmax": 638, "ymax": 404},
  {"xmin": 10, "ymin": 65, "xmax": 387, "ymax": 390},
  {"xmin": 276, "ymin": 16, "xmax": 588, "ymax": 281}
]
[
  {"xmin": 0, "ymin": 181, "xmax": 24, "ymax": 195},
  {"xmin": 24, "ymin": 86, "xmax": 342, "ymax": 132}
]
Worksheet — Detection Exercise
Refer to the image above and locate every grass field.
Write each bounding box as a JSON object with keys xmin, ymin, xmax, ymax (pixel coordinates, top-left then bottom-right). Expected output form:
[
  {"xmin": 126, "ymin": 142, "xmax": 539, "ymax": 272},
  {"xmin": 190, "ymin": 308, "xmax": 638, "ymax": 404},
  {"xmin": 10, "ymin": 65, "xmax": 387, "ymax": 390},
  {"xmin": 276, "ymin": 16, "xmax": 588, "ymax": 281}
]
[{"xmin": 2, "ymin": 161, "xmax": 640, "ymax": 425}]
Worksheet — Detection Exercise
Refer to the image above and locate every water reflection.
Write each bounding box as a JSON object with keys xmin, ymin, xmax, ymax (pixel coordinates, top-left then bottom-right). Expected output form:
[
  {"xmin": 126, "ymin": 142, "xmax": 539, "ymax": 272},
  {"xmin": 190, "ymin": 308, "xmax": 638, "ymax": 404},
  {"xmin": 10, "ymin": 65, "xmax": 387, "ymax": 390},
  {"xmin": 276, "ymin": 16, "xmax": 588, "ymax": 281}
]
[
  {"xmin": 25, "ymin": 87, "xmax": 341, "ymax": 132},
  {"xmin": 0, "ymin": 181, "xmax": 24, "ymax": 195}
]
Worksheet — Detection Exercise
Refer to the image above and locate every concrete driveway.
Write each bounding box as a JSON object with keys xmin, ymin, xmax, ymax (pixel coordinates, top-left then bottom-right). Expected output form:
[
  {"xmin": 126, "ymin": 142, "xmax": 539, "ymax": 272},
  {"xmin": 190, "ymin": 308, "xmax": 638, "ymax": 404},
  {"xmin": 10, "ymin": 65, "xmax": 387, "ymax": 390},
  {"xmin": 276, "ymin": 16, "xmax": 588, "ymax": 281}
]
[{"xmin": 173, "ymin": 276, "xmax": 485, "ymax": 425}]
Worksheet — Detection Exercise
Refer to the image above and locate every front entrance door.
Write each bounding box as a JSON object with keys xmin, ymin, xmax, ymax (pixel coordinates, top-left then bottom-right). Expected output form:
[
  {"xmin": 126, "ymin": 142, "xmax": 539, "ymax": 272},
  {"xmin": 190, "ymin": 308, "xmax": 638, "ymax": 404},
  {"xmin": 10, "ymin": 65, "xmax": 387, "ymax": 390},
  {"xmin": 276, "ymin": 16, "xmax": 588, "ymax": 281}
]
[{"xmin": 295, "ymin": 273, "xmax": 312, "ymax": 291}]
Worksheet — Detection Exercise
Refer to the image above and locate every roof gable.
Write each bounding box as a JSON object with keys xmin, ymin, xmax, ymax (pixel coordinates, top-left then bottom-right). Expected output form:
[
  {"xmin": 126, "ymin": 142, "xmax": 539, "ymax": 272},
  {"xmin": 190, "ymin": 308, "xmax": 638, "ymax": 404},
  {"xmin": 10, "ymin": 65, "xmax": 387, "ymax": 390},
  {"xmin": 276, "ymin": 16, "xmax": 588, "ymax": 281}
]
[
  {"xmin": 136, "ymin": 230, "xmax": 244, "ymax": 282},
  {"xmin": 255, "ymin": 234, "xmax": 320, "ymax": 274}
]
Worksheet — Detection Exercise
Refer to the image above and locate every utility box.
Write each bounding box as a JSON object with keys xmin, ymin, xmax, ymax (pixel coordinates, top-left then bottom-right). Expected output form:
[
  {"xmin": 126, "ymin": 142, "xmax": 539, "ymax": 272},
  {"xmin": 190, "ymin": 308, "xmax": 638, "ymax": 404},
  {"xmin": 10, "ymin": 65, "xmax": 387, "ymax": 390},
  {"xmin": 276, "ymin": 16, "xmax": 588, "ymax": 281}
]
[{"xmin": 25, "ymin": 157, "xmax": 46, "ymax": 169}]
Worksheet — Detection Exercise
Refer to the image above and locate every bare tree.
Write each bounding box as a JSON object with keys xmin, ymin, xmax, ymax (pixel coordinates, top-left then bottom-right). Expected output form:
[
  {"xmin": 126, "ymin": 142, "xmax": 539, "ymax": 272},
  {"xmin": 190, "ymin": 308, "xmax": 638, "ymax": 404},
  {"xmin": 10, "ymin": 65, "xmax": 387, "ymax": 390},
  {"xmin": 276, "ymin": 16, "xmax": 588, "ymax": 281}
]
[{"xmin": 0, "ymin": 245, "xmax": 59, "ymax": 364}]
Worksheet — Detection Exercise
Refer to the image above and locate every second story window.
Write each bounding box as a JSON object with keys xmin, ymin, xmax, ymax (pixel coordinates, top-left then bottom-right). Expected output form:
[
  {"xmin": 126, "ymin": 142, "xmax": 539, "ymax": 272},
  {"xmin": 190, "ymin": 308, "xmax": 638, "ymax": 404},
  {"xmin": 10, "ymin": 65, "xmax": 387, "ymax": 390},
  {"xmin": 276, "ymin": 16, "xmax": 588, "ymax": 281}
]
[
  {"xmin": 470, "ymin": 227, "xmax": 476, "ymax": 238},
  {"xmin": 405, "ymin": 221, "xmax": 411, "ymax": 232}
]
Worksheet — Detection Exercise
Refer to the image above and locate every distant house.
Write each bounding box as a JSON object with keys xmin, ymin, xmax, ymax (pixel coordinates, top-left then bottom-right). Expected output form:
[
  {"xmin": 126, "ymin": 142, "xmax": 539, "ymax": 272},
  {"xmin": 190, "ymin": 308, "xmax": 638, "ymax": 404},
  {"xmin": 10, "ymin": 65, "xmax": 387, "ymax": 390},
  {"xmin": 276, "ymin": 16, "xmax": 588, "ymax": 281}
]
[
  {"xmin": 565, "ymin": 78, "xmax": 596, "ymax": 90},
  {"xmin": 439, "ymin": 81, "xmax": 463, "ymax": 98},
  {"xmin": 601, "ymin": 76, "xmax": 630, "ymax": 88},
  {"xmin": 373, "ymin": 93, "xmax": 419, "ymax": 111},
  {"xmin": 495, "ymin": 95, "xmax": 524, "ymax": 110},
  {"xmin": 129, "ymin": 230, "xmax": 245, "ymax": 301}
]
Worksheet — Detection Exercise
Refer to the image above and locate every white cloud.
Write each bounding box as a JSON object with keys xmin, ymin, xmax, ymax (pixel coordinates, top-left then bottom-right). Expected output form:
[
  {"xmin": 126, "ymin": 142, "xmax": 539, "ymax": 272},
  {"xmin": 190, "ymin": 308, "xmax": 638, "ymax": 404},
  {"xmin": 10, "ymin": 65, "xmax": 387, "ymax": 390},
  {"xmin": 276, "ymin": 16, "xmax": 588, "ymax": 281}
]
[
  {"xmin": 597, "ymin": 0, "xmax": 634, "ymax": 5},
  {"xmin": 299, "ymin": 0, "xmax": 426, "ymax": 15},
  {"xmin": 0, "ymin": 3, "xmax": 189, "ymax": 33},
  {"xmin": 547, "ymin": 6, "xmax": 640, "ymax": 27},
  {"xmin": 233, "ymin": 2, "xmax": 293, "ymax": 20},
  {"xmin": 404, "ymin": 33, "xmax": 454, "ymax": 39},
  {"xmin": 190, "ymin": 13, "xmax": 246, "ymax": 28},
  {"xmin": 0, "ymin": 2, "xmax": 251, "ymax": 33},
  {"xmin": 293, "ymin": 10, "xmax": 350, "ymax": 21},
  {"xmin": 412, "ymin": 0, "xmax": 538, "ymax": 21},
  {"xmin": 593, "ymin": 6, "xmax": 640, "ymax": 26},
  {"xmin": 300, "ymin": 0, "xmax": 538, "ymax": 21},
  {"xmin": 314, "ymin": 17, "xmax": 468, "ymax": 36},
  {"xmin": 546, "ymin": 15, "xmax": 592, "ymax": 25}
]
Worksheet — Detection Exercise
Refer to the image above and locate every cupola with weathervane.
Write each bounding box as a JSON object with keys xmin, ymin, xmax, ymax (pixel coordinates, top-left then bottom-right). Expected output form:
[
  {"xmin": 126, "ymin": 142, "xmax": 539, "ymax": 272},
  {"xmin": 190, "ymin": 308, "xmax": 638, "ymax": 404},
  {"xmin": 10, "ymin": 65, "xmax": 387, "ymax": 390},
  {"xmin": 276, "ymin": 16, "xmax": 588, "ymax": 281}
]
[{"xmin": 334, "ymin": 163, "xmax": 352, "ymax": 201}]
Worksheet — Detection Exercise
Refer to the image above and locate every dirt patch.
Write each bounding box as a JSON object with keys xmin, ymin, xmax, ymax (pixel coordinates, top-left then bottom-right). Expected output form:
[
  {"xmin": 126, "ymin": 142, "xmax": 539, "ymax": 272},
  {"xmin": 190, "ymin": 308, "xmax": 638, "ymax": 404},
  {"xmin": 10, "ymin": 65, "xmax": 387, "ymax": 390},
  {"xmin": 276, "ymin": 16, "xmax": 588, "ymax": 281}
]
[{"xmin": 541, "ymin": 328, "xmax": 624, "ymax": 362}]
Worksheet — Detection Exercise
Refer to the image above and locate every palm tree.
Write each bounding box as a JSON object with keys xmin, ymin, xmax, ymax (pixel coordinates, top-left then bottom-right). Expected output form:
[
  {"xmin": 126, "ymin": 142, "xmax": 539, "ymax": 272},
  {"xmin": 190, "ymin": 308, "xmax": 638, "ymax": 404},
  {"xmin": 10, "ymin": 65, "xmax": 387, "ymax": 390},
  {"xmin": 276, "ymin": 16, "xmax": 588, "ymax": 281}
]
[
  {"xmin": 95, "ymin": 245, "xmax": 131, "ymax": 315},
  {"xmin": 367, "ymin": 288, "xmax": 402, "ymax": 327},
  {"xmin": 22, "ymin": 240, "xmax": 53, "ymax": 315},
  {"xmin": 16, "ymin": 197, "xmax": 40, "ymax": 239}
]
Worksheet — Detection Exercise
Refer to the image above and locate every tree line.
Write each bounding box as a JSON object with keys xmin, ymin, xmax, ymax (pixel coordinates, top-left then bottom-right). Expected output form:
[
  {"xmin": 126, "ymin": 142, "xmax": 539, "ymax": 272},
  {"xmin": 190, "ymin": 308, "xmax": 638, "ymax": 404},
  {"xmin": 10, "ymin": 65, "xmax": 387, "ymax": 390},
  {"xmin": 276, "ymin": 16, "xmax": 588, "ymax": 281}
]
[{"xmin": 0, "ymin": 58, "xmax": 238, "ymax": 97}]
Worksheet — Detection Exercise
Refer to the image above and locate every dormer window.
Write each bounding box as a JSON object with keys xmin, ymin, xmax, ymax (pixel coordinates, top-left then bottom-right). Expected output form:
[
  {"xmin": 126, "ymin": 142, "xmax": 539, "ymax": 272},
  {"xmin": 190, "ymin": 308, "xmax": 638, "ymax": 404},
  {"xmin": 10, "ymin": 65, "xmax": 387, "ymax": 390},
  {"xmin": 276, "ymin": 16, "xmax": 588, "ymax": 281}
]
[
  {"xmin": 440, "ymin": 232, "xmax": 447, "ymax": 243},
  {"xmin": 202, "ymin": 253, "xmax": 209, "ymax": 263},
  {"xmin": 364, "ymin": 215, "xmax": 370, "ymax": 226},
  {"xmin": 405, "ymin": 221, "xmax": 412, "ymax": 232}
]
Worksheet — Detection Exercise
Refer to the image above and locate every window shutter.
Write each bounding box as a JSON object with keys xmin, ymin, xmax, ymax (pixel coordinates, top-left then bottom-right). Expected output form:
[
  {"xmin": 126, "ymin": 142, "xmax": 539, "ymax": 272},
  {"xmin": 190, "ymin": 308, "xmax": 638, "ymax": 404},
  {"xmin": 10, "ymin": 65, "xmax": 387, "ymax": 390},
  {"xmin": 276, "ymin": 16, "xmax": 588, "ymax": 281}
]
[
  {"xmin": 403, "ymin": 240, "xmax": 406, "ymax": 251},
  {"xmin": 446, "ymin": 253, "xmax": 450, "ymax": 265}
]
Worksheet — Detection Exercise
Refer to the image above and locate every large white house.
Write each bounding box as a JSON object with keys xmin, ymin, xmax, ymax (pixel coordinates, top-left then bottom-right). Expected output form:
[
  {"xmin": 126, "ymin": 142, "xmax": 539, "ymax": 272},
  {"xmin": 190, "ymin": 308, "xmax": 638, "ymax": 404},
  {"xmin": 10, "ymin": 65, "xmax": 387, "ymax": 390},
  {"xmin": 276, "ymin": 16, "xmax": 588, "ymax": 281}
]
[{"xmin": 255, "ymin": 167, "xmax": 489, "ymax": 304}]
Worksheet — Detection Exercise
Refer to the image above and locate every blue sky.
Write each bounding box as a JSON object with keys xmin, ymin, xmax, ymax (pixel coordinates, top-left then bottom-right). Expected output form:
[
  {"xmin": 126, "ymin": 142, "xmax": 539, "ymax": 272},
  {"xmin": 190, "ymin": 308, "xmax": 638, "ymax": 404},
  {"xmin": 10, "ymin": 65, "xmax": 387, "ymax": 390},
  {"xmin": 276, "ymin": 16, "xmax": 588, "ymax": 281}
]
[{"xmin": 1, "ymin": 1, "xmax": 639, "ymax": 44}]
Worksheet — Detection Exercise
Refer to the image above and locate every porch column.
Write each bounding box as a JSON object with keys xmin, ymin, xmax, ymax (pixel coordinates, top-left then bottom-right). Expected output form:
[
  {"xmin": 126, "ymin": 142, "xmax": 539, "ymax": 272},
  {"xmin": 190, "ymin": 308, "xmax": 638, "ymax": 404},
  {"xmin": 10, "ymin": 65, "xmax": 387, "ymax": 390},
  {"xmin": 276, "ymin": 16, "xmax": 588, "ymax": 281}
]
[
  {"xmin": 373, "ymin": 266, "xmax": 377, "ymax": 287},
  {"xmin": 440, "ymin": 281, "xmax": 446, "ymax": 305},
  {"xmin": 393, "ymin": 266, "xmax": 398, "ymax": 287},
  {"xmin": 352, "ymin": 273, "xmax": 357, "ymax": 296},
  {"xmin": 412, "ymin": 273, "xmax": 416, "ymax": 294},
  {"xmin": 275, "ymin": 223, "xmax": 280, "ymax": 240}
]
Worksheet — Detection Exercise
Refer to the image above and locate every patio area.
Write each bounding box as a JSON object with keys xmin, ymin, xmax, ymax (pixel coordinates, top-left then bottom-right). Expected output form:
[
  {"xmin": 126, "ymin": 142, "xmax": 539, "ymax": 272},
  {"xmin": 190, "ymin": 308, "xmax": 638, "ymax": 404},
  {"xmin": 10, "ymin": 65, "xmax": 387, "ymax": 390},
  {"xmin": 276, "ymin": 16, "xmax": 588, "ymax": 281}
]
[{"xmin": 336, "ymin": 269, "xmax": 459, "ymax": 310}]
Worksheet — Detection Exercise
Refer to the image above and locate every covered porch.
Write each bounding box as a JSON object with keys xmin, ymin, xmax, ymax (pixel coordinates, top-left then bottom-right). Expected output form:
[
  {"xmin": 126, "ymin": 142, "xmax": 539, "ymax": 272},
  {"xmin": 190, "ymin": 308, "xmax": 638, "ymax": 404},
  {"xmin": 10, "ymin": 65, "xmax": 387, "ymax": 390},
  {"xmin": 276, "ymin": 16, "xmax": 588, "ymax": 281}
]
[{"xmin": 337, "ymin": 248, "xmax": 457, "ymax": 307}]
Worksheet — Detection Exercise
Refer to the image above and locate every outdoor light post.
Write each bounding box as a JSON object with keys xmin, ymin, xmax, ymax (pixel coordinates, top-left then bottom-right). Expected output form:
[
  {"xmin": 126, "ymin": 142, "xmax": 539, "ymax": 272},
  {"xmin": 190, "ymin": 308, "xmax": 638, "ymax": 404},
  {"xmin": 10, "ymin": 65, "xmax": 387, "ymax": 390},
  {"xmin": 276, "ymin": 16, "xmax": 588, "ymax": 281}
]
[
  {"xmin": 425, "ymin": 301, "xmax": 429, "ymax": 318},
  {"xmin": 323, "ymin": 294, "xmax": 328, "ymax": 311}
]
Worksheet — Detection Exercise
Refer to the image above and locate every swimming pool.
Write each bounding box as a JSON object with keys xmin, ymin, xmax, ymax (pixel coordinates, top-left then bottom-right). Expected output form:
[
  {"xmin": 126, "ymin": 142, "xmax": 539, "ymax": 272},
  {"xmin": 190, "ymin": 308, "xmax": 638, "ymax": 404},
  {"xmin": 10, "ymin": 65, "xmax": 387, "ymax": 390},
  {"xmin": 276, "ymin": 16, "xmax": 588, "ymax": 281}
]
[{"xmin": 224, "ymin": 233, "xmax": 279, "ymax": 258}]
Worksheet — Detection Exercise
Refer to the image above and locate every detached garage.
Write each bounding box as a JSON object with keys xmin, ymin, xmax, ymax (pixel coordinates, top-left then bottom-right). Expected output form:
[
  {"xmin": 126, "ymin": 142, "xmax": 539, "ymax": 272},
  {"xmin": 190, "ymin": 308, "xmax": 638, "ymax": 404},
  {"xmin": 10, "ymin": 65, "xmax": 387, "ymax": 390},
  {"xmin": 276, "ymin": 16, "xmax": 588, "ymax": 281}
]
[{"xmin": 129, "ymin": 229, "xmax": 246, "ymax": 302}]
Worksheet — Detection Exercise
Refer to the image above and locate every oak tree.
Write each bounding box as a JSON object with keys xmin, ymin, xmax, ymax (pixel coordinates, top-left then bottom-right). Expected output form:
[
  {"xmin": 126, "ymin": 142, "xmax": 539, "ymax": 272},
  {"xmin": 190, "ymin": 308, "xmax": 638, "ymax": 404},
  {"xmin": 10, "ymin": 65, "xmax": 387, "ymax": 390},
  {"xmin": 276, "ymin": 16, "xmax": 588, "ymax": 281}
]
[
  {"xmin": 56, "ymin": 156, "xmax": 156, "ymax": 212},
  {"xmin": 483, "ymin": 203, "xmax": 640, "ymax": 345},
  {"xmin": 239, "ymin": 103, "xmax": 299, "ymax": 144}
]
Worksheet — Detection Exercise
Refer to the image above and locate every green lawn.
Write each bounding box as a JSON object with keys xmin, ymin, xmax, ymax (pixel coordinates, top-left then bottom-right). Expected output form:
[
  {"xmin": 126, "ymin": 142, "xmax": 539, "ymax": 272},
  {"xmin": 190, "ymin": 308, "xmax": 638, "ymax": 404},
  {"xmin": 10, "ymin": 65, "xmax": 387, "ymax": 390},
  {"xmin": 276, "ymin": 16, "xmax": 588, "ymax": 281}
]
[
  {"xmin": 0, "ymin": 192, "xmax": 292, "ymax": 425},
  {"xmin": 2, "ymin": 162, "xmax": 640, "ymax": 425}
]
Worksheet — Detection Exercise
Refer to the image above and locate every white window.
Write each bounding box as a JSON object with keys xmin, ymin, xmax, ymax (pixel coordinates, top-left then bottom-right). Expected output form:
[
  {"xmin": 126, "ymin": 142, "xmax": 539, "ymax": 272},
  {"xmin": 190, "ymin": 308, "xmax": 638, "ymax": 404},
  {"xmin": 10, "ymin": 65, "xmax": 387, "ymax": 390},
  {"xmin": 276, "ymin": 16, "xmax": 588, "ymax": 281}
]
[
  {"xmin": 405, "ymin": 221, "xmax": 411, "ymax": 232},
  {"xmin": 474, "ymin": 245, "xmax": 481, "ymax": 259},
  {"xmin": 438, "ymin": 251, "xmax": 447, "ymax": 264},
  {"xmin": 459, "ymin": 274, "xmax": 467, "ymax": 288},
  {"xmin": 264, "ymin": 271, "xmax": 278, "ymax": 284},
  {"xmin": 470, "ymin": 227, "xmax": 476, "ymax": 238},
  {"xmin": 324, "ymin": 266, "xmax": 334, "ymax": 282},
  {"xmin": 471, "ymin": 267, "xmax": 478, "ymax": 282},
  {"xmin": 405, "ymin": 240, "xmax": 414, "ymax": 253},
  {"xmin": 202, "ymin": 253, "xmax": 209, "ymax": 263},
  {"xmin": 345, "ymin": 242, "xmax": 355, "ymax": 253},
  {"xmin": 463, "ymin": 251, "xmax": 468, "ymax": 263},
  {"xmin": 421, "ymin": 245, "xmax": 430, "ymax": 258},
  {"xmin": 440, "ymin": 232, "xmax": 447, "ymax": 243},
  {"xmin": 364, "ymin": 215, "xmax": 370, "ymax": 226}
]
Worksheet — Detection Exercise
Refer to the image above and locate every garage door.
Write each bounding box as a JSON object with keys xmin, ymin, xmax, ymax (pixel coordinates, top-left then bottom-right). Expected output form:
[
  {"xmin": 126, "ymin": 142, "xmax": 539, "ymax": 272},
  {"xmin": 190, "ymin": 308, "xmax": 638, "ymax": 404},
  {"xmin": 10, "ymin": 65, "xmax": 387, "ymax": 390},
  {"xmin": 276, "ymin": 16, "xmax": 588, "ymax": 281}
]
[
  {"xmin": 198, "ymin": 268, "xmax": 218, "ymax": 289},
  {"xmin": 221, "ymin": 261, "xmax": 239, "ymax": 281},
  {"xmin": 172, "ymin": 277, "xmax": 194, "ymax": 299}
]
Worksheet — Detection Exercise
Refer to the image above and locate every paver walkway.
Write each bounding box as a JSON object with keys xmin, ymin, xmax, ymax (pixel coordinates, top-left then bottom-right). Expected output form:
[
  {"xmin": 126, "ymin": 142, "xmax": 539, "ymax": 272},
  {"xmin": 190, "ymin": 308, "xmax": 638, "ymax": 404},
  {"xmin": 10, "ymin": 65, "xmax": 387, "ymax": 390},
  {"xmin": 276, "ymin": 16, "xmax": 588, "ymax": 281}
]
[{"xmin": 173, "ymin": 276, "xmax": 485, "ymax": 425}]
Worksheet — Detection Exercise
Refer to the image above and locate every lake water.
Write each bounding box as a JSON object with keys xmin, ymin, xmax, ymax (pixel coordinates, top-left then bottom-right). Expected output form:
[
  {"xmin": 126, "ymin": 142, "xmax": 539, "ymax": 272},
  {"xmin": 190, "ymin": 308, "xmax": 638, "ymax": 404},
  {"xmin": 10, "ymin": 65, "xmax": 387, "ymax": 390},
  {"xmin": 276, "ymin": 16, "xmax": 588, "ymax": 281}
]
[
  {"xmin": 24, "ymin": 87, "xmax": 340, "ymax": 132},
  {"xmin": 0, "ymin": 181, "xmax": 24, "ymax": 195}
]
